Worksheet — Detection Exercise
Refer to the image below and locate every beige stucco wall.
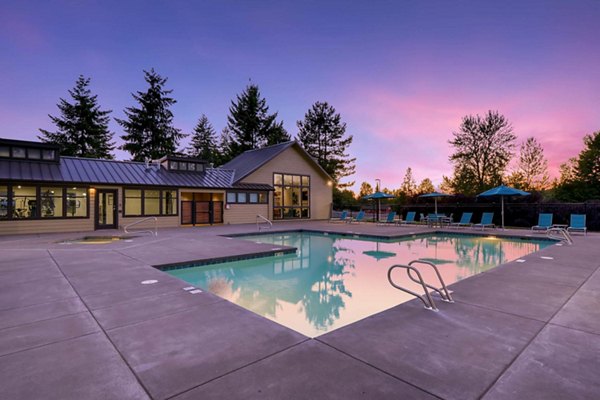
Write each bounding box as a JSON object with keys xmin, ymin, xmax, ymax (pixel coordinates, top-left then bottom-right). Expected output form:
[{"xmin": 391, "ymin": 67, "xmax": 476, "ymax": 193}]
[{"xmin": 239, "ymin": 146, "xmax": 333, "ymax": 220}]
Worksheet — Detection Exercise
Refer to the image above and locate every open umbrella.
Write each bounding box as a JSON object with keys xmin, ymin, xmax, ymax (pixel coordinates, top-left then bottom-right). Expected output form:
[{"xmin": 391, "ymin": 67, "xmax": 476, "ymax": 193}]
[
  {"xmin": 419, "ymin": 192, "xmax": 453, "ymax": 214},
  {"xmin": 362, "ymin": 191, "xmax": 395, "ymax": 222},
  {"xmin": 477, "ymin": 185, "xmax": 530, "ymax": 230},
  {"xmin": 363, "ymin": 241, "xmax": 396, "ymax": 261}
]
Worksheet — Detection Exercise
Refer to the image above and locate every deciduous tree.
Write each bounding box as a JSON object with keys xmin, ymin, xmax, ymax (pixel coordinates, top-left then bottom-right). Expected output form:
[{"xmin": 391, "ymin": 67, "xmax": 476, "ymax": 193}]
[{"xmin": 508, "ymin": 137, "xmax": 550, "ymax": 191}]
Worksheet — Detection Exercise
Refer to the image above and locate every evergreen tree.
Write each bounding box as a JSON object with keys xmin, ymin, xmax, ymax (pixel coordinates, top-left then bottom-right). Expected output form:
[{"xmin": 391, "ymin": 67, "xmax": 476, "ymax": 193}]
[
  {"xmin": 400, "ymin": 167, "xmax": 417, "ymax": 198},
  {"xmin": 448, "ymin": 110, "xmax": 516, "ymax": 195},
  {"xmin": 226, "ymin": 84, "xmax": 289, "ymax": 157},
  {"xmin": 296, "ymin": 101, "xmax": 356, "ymax": 188},
  {"xmin": 116, "ymin": 69, "xmax": 185, "ymax": 161},
  {"xmin": 218, "ymin": 127, "xmax": 236, "ymax": 165},
  {"xmin": 186, "ymin": 114, "xmax": 221, "ymax": 165},
  {"xmin": 39, "ymin": 75, "xmax": 115, "ymax": 159}
]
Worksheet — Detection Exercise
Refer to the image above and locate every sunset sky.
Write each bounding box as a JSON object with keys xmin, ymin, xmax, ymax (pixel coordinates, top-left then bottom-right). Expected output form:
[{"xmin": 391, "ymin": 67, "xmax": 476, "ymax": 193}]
[{"xmin": 1, "ymin": 0, "xmax": 598, "ymax": 190}]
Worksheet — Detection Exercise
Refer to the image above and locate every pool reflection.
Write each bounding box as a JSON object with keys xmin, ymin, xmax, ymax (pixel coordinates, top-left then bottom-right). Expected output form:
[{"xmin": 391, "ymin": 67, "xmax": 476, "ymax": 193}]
[{"xmin": 169, "ymin": 233, "xmax": 551, "ymax": 337}]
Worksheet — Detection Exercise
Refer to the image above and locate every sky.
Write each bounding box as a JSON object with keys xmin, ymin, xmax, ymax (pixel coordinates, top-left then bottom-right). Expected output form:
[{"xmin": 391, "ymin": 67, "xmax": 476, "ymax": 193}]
[{"xmin": 1, "ymin": 0, "xmax": 599, "ymax": 191}]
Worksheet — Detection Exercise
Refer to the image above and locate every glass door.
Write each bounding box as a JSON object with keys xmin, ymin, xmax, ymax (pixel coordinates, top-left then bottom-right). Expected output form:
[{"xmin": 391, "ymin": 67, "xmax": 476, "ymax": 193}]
[{"xmin": 96, "ymin": 189, "xmax": 118, "ymax": 229}]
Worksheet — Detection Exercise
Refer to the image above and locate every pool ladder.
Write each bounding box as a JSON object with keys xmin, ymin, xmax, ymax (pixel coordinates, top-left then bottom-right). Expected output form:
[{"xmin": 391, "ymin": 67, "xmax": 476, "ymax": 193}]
[
  {"xmin": 387, "ymin": 260, "xmax": 454, "ymax": 312},
  {"xmin": 256, "ymin": 214, "xmax": 273, "ymax": 231},
  {"xmin": 547, "ymin": 227, "xmax": 573, "ymax": 245}
]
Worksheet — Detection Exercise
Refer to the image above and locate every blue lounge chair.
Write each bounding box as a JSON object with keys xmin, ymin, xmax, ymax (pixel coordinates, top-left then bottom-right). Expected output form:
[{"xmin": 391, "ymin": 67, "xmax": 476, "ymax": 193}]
[
  {"xmin": 348, "ymin": 210, "xmax": 365, "ymax": 224},
  {"xmin": 532, "ymin": 213, "xmax": 553, "ymax": 231},
  {"xmin": 473, "ymin": 212, "xmax": 495, "ymax": 230},
  {"xmin": 377, "ymin": 211, "xmax": 396, "ymax": 225},
  {"xmin": 400, "ymin": 211, "xmax": 417, "ymax": 225},
  {"xmin": 567, "ymin": 214, "xmax": 587, "ymax": 236},
  {"xmin": 329, "ymin": 210, "xmax": 348, "ymax": 223},
  {"xmin": 450, "ymin": 212, "xmax": 473, "ymax": 228}
]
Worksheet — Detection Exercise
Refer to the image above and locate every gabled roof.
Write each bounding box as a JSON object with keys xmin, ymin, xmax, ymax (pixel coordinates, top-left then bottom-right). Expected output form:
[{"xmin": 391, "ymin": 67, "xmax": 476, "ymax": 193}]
[
  {"xmin": 0, "ymin": 156, "xmax": 272, "ymax": 190},
  {"xmin": 222, "ymin": 141, "xmax": 332, "ymax": 183}
]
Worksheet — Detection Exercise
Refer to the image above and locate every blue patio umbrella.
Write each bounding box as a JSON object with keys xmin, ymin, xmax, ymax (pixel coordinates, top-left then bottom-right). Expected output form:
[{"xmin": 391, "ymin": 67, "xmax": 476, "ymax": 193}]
[
  {"xmin": 477, "ymin": 185, "xmax": 530, "ymax": 229},
  {"xmin": 362, "ymin": 191, "xmax": 395, "ymax": 222},
  {"xmin": 419, "ymin": 192, "xmax": 453, "ymax": 214}
]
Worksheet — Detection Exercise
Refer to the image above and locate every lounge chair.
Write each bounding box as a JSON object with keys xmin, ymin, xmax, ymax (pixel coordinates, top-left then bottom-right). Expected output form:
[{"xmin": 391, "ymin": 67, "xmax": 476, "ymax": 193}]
[
  {"xmin": 473, "ymin": 212, "xmax": 495, "ymax": 230},
  {"xmin": 329, "ymin": 210, "xmax": 348, "ymax": 223},
  {"xmin": 532, "ymin": 213, "xmax": 553, "ymax": 232},
  {"xmin": 450, "ymin": 212, "xmax": 473, "ymax": 228},
  {"xmin": 377, "ymin": 211, "xmax": 396, "ymax": 226},
  {"xmin": 567, "ymin": 214, "xmax": 587, "ymax": 236},
  {"xmin": 347, "ymin": 210, "xmax": 365, "ymax": 224},
  {"xmin": 399, "ymin": 211, "xmax": 417, "ymax": 225}
]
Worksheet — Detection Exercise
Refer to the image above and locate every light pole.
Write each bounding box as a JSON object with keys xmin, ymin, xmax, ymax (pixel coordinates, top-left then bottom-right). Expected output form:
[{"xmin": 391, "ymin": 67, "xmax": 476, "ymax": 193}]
[{"xmin": 375, "ymin": 179, "xmax": 381, "ymax": 221}]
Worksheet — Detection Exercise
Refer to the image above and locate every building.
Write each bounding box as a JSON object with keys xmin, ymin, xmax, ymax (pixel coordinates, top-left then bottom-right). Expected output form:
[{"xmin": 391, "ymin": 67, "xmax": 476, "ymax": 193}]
[{"xmin": 0, "ymin": 138, "xmax": 333, "ymax": 235}]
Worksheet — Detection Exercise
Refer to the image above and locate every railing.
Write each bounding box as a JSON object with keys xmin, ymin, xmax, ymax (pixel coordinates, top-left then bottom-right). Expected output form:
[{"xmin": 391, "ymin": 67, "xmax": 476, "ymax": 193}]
[
  {"xmin": 256, "ymin": 214, "xmax": 273, "ymax": 231},
  {"xmin": 124, "ymin": 217, "xmax": 158, "ymax": 236},
  {"xmin": 387, "ymin": 259, "xmax": 454, "ymax": 311},
  {"xmin": 547, "ymin": 227, "xmax": 573, "ymax": 245}
]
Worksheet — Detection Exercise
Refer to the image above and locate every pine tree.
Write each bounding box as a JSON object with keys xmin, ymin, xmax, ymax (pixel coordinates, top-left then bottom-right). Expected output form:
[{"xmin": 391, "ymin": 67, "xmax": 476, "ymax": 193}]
[
  {"xmin": 116, "ymin": 69, "xmax": 185, "ymax": 161},
  {"xmin": 226, "ymin": 84, "xmax": 289, "ymax": 157},
  {"xmin": 296, "ymin": 101, "xmax": 356, "ymax": 188},
  {"xmin": 218, "ymin": 127, "xmax": 236, "ymax": 165},
  {"xmin": 186, "ymin": 114, "xmax": 221, "ymax": 165},
  {"xmin": 400, "ymin": 167, "xmax": 417, "ymax": 197},
  {"xmin": 39, "ymin": 75, "xmax": 115, "ymax": 159}
]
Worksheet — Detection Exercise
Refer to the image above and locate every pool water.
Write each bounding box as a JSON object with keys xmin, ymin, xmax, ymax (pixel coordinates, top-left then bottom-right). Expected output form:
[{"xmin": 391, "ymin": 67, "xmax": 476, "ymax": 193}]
[{"xmin": 168, "ymin": 232, "xmax": 553, "ymax": 337}]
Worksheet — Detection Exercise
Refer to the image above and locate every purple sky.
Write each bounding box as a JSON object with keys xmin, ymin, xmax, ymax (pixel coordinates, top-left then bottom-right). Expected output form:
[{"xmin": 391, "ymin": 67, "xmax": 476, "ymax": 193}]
[{"xmin": 1, "ymin": 1, "xmax": 599, "ymax": 190}]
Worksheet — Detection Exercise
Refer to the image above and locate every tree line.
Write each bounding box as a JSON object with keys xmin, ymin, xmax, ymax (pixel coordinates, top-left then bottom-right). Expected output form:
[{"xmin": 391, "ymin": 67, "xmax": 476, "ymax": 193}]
[
  {"xmin": 347, "ymin": 110, "xmax": 599, "ymax": 205},
  {"xmin": 38, "ymin": 70, "xmax": 356, "ymax": 188}
]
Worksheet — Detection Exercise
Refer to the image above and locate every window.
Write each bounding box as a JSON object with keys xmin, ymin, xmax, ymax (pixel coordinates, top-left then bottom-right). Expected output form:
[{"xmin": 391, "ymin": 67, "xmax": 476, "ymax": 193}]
[
  {"xmin": 124, "ymin": 189, "xmax": 142, "ymax": 216},
  {"xmin": 42, "ymin": 149, "xmax": 56, "ymax": 160},
  {"xmin": 124, "ymin": 188, "xmax": 178, "ymax": 217},
  {"xmin": 0, "ymin": 184, "xmax": 88, "ymax": 220},
  {"xmin": 0, "ymin": 186, "xmax": 8, "ymax": 219},
  {"xmin": 40, "ymin": 187, "xmax": 64, "ymax": 218},
  {"xmin": 144, "ymin": 190, "xmax": 160, "ymax": 215},
  {"xmin": 226, "ymin": 191, "xmax": 269, "ymax": 204},
  {"xmin": 66, "ymin": 187, "xmax": 87, "ymax": 217},
  {"xmin": 28, "ymin": 148, "xmax": 41, "ymax": 160},
  {"xmin": 163, "ymin": 190, "xmax": 177, "ymax": 215},
  {"xmin": 12, "ymin": 185, "xmax": 37, "ymax": 219},
  {"xmin": 170, "ymin": 161, "xmax": 179, "ymax": 170},
  {"xmin": 13, "ymin": 147, "xmax": 26, "ymax": 158},
  {"xmin": 0, "ymin": 146, "xmax": 9, "ymax": 158},
  {"xmin": 273, "ymin": 173, "xmax": 310, "ymax": 219}
]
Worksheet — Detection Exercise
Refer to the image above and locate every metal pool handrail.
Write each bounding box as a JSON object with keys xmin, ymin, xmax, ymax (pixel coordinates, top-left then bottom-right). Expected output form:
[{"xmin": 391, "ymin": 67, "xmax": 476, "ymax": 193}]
[
  {"xmin": 124, "ymin": 216, "xmax": 158, "ymax": 236},
  {"xmin": 547, "ymin": 227, "xmax": 573, "ymax": 245},
  {"xmin": 407, "ymin": 260, "xmax": 454, "ymax": 303},
  {"xmin": 387, "ymin": 264, "xmax": 438, "ymax": 311},
  {"xmin": 256, "ymin": 214, "xmax": 273, "ymax": 231}
]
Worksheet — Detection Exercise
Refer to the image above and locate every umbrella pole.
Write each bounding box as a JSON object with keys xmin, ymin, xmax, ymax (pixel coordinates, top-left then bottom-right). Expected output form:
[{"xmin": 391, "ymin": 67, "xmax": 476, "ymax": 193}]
[
  {"xmin": 435, "ymin": 198, "xmax": 438, "ymax": 214},
  {"xmin": 501, "ymin": 196, "xmax": 505, "ymax": 230}
]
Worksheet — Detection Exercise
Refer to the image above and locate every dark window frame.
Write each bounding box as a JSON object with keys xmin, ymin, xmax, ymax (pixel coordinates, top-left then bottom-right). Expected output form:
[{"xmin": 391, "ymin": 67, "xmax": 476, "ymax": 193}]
[
  {"xmin": 273, "ymin": 173, "xmax": 311, "ymax": 220},
  {"xmin": 123, "ymin": 187, "xmax": 179, "ymax": 217},
  {"xmin": 225, "ymin": 190, "xmax": 270, "ymax": 205},
  {"xmin": 0, "ymin": 183, "xmax": 90, "ymax": 221}
]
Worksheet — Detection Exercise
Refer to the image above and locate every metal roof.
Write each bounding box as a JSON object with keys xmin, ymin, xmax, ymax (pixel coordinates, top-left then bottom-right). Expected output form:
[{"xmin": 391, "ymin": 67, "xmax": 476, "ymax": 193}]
[
  {"xmin": 0, "ymin": 156, "xmax": 272, "ymax": 190},
  {"xmin": 222, "ymin": 141, "xmax": 332, "ymax": 183}
]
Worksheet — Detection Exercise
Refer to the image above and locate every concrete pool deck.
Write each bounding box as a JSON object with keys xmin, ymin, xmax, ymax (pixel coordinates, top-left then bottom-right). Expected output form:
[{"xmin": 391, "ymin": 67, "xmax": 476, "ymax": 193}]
[{"xmin": 0, "ymin": 221, "xmax": 598, "ymax": 399}]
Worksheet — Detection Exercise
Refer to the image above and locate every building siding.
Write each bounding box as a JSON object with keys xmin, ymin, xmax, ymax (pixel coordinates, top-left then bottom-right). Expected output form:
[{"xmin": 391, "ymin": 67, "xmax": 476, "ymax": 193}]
[
  {"xmin": 239, "ymin": 146, "xmax": 332, "ymax": 220},
  {"xmin": 223, "ymin": 204, "xmax": 269, "ymax": 224}
]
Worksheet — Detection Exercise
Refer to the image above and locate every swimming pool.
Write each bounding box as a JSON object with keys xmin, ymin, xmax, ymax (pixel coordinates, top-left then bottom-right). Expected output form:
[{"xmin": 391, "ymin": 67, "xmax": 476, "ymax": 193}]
[{"xmin": 168, "ymin": 232, "xmax": 553, "ymax": 337}]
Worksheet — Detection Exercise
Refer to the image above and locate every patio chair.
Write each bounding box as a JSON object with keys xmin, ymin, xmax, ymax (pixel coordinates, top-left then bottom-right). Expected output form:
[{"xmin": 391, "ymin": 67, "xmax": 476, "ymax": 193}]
[
  {"xmin": 377, "ymin": 211, "xmax": 396, "ymax": 226},
  {"xmin": 532, "ymin": 213, "xmax": 553, "ymax": 232},
  {"xmin": 329, "ymin": 210, "xmax": 348, "ymax": 223},
  {"xmin": 567, "ymin": 214, "xmax": 587, "ymax": 236},
  {"xmin": 399, "ymin": 211, "xmax": 417, "ymax": 225},
  {"xmin": 347, "ymin": 210, "xmax": 365, "ymax": 224},
  {"xmin": 473, "ymin": 212, "xmax": 495, "ymax": 230},
  {"xmin": 450, "ymin": 212, "xmax": 473, "ymax": 228}
]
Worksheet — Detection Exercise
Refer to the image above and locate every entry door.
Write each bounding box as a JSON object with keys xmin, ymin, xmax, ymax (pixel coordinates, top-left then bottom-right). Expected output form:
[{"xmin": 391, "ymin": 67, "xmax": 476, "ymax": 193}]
[{"xmin": 96, "ymin": 189, "xmax": 118, "ymax": 229}]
